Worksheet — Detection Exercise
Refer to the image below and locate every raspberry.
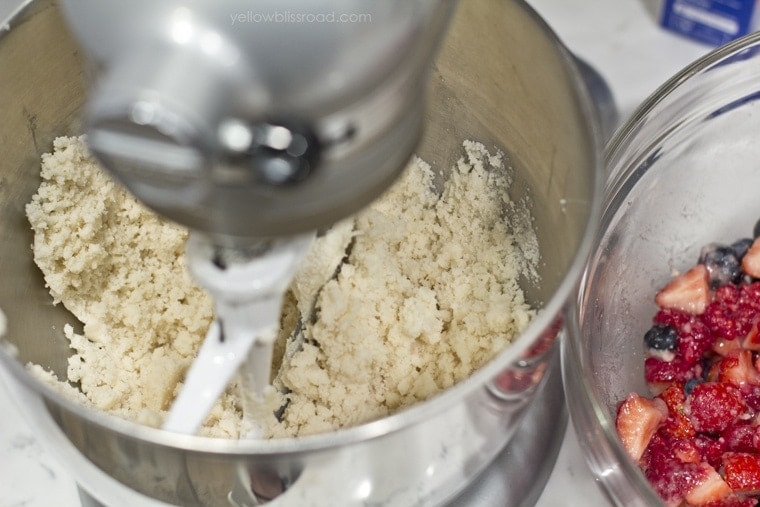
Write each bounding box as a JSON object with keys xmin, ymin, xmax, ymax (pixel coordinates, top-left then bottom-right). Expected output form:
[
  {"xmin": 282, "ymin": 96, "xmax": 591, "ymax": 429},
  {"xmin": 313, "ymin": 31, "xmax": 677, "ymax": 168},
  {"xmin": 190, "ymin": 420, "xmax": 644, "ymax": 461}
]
[
  {"xmin": 644, "ymin": 442, "xmax": 728, "ymax": 507},
  {"xmin": 693, "ymin": 435, "xmax": 725, "ymax": 469},
  {"xmin": 703, "ymin": 283, "xmax": 760, "ymax": 340},
  {"xmin": 741, "ymin": 384, "xmax": 760, "ymax": 412},
  {"xmin": 687, "ymin": 382, "xmax": 748, "ymax": 434},
  {"xmin": 652, "ymin": 309, "xmax": 715, "ymax": 365},
  {"xmin": 721, "ymin": 424, "xmax": 759, "ymax": 454},
  {"xmin": 676, "ymin": 318, "xmax": 713, "ymax": 365},
  {"xmin": 645, "ymin": 356, "xmax": 702, "ymax": 387},
  {"xmin": 655, "ymin": 308, "xmax": 695, "ymax": 329},
  {"xmin": 643, "ymin": 434, "xmax": 694, "ymax": 506}
]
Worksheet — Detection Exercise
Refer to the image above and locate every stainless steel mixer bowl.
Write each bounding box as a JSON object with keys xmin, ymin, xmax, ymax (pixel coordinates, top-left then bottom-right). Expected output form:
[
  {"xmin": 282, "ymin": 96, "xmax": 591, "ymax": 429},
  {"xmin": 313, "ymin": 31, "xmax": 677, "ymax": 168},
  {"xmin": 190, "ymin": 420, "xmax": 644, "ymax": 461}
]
[
  {"xmin": 0, "ymin": 0, "xmax": 603, "ymax": 505},
  {"xmin": 563, "ymin": 31, "xmax": 760, "ymax": 506}
]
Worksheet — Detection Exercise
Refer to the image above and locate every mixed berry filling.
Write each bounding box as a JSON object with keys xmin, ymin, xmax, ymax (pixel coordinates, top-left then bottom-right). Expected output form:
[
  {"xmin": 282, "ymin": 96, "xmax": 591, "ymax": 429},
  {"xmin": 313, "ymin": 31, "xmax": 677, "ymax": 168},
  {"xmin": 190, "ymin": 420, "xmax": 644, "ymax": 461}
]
[{"xmin": 615, "ymin": 228, "xmax": 760, "ymax": 506}]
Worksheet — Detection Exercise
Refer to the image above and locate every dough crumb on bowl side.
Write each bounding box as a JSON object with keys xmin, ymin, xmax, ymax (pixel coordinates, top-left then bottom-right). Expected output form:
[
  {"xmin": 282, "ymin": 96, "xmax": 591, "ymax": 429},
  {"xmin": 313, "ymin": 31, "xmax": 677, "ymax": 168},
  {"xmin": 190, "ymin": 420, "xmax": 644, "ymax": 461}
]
[{"xmin": 25, "ymin": 136, "xmax": 540, "ymax": 439}]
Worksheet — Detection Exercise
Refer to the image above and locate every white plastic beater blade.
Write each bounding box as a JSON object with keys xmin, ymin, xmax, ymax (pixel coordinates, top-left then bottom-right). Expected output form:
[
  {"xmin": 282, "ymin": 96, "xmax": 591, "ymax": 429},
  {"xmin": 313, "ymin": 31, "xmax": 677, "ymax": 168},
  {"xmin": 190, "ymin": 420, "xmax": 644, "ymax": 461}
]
[
  {"xmin": 162, "ymin": 320, "xmax": 251, "ymax": 434},
  {"xmin": 162, "ymin": 233, "xmax": 314, "ymax": 435}
]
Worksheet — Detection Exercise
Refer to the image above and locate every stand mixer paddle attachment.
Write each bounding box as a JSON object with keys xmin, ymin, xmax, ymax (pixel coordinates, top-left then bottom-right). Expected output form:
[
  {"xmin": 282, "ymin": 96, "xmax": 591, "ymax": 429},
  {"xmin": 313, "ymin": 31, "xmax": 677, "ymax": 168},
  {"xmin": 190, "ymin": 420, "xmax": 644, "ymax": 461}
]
[
  {"xmin": 162, "ymin": 233, "xmax": 314, "ymax": 435},
  {"xmin": 57, "ymin": 0, "xmax": 456, "ymax": 434}
]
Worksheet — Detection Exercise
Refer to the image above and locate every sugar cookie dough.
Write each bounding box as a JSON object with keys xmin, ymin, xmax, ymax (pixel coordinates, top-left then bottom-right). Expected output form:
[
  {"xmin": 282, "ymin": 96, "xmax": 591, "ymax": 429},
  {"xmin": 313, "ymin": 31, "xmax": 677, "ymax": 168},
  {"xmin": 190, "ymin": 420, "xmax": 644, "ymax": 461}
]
[{"xmin": 26, "ymin": 136, "xmax": 538, "ymax": 438}]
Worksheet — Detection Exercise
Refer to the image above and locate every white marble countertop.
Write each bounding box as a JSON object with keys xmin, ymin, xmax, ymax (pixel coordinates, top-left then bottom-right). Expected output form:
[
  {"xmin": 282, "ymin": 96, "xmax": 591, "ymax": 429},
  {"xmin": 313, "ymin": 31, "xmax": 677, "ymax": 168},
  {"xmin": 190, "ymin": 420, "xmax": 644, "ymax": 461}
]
[{"xmin": 0, "ymin": 0, "xmax": 714, "ymax": 506}]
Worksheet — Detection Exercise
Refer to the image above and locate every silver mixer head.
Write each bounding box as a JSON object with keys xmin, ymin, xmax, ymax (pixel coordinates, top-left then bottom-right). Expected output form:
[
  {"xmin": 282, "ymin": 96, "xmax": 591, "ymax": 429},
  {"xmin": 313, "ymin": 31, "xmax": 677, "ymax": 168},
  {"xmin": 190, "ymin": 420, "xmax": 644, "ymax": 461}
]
[{"xmin": 59, "ymin": 0, "xmax": 455, "ymax": 245}]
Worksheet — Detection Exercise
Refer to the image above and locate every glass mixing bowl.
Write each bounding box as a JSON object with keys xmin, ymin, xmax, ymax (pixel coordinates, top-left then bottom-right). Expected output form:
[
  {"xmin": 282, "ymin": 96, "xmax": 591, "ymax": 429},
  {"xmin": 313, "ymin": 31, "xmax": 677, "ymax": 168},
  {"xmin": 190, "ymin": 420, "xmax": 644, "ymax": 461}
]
[{"xmin": 563, "ymin": 31, "xmax": 760, "ymax": 506}]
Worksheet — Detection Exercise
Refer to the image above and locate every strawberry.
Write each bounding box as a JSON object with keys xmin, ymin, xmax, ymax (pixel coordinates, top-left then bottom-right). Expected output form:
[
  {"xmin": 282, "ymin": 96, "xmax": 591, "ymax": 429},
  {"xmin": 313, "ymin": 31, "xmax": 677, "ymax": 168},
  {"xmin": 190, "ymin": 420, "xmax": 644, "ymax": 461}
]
[
  {"xmin": 741, "ymin": 237, "xmax": 760, "ymax": 279},
  {"xmin": 708, "ymin": 350, "xmax": 760, "ymax": 387},
  {"xmin": 671, "ymin": 438, "xmax": 701, "ymax": 463},
  {"xmin": 713, "ymin": 337, "xmax": 744, "ymax": 357},
  {"xmin": 655, "ymin": 264, "xmax": 712, "ymax": 315},
  {"xmin": 722, "ymin": 451, "xmax": 760, "ymax": 494},
  {"xmin": 683, "ymin": 462, "xmax": 732, "ymax": 505},
  {"xmin": 616, "ymin": 392, "xmax": 668, "ymax": 461},
  {"xmin": 687, "ymin": 382, "xmax": 748, "ymax": 434},
  {"xmin": 743, "ymin": 317, "xmax": 760, "ymax": 351},
  {"xmin": 701, "ymin": 494, "xmax": 759, "ymax": 507},
  {"xmin": 659, "ymin": 383, "xmax": 696, "ymax": 439}
]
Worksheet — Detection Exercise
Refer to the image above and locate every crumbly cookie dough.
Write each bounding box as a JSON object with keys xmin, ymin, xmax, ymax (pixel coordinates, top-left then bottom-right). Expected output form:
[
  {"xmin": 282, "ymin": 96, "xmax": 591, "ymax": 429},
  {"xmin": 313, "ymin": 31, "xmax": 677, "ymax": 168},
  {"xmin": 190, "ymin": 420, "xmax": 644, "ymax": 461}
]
[{"xmin": 26, "ymin": 136, "xmax": 538, "ymax": 438}]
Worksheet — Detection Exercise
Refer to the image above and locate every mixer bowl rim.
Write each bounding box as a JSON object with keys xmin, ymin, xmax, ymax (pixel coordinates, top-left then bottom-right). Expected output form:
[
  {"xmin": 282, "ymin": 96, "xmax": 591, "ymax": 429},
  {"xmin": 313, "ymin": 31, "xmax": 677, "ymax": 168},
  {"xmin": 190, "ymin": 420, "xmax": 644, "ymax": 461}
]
[
  {"xmin": 0, "ymin": 0, "xmax": 604, "ymax": 455},
  {"xmin": 563, "ymin": 28, "xmax": 760, "ymax": 505}
]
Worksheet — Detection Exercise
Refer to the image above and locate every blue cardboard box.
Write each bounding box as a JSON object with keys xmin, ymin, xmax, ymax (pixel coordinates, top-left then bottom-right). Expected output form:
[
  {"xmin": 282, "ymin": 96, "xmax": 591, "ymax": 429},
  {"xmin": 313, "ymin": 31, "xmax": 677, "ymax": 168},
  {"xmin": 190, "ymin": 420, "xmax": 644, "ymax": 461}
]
[{"xmin": 660, "ymin": 0, "xmax": 758, "ymax": 46}]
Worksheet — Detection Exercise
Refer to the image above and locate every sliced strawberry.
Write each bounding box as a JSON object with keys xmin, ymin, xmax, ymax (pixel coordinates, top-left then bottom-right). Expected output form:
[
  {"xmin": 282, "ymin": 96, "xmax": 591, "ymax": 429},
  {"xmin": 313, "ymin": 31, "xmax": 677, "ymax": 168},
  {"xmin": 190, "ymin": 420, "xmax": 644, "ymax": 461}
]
[
  {"xmin": 713, "ymin": 337, "xmax": 744, "ymax": 357},
  {"xmin": 687, "ymin": 382, "xmax": 748, "ymax": 434},
  {"xmin": 743, "ymin": 317, "xmax": 760, "ymax": 351},
  {"xmin": 655, "ymin": 264, "xmax": 712, "ymax": 315},
  {"xmin": 683, "ymin": 462, "xmax": 732, "ymax": 505},
  {"xmin": 741, "ymin": 237, "xmax": 760, "ymax": 278},
  {"xmin": 659, "ymin": 383, "xmax": 696, "ymax": 439},
  {"xmin": 708, "ymin": 350, "xmax": 760, "ymax": 387},
  {"xmin": 616, "ymin": 392, "xmax": 668, "ymax": 461},
  {"xmin": 701, "ymin": 494, "xmax": 759, "ymax": 507},
  {"xmin": 722, "ymin": 451, "xmax": 760, "ymax": 494},
  {"xmin": 671, "ymin": 438, "xmax": 701, "ymax": 464}
]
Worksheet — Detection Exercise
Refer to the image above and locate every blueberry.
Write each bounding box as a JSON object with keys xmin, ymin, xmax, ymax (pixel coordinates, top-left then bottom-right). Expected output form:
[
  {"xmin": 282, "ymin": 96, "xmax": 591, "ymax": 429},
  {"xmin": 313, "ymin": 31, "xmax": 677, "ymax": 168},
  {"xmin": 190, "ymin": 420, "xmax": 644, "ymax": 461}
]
[
  {"xmin": 699, "ymin": 243, "xmax": 741, "ymax": 288},
  {"xmin": 731, "ymin": 237, "xmax": 754, "ymax": 260},
  {"xmin": 684, "ymin": 378, "xmax": 703, "ymax": 395},
  {"xmin": 644, "ymin": 324, "xmax": 678, "ymax": 352}
]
